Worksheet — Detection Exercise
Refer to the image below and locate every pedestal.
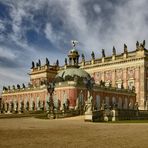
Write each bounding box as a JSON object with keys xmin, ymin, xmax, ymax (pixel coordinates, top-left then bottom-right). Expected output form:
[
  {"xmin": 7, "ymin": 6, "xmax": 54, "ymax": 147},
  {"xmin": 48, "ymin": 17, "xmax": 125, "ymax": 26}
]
[
  {"xmin": 111, "ymin": 109, "xmax": 116, "ymax": 122},
  {"xmin": 85, "ymin": 111, "xmax": 92, "ymax": 122},
  {"xmin": 104, "ymin": 115, "xmax": 108, "ymax": 122}
]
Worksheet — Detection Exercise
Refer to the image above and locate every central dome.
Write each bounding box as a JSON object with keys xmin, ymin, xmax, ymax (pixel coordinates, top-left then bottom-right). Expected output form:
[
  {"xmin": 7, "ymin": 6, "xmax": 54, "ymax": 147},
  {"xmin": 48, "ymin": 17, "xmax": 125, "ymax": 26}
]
[
  {"xmin": 55, "ymin": 67, "xmax": 91, "ymax": 82},
  {"xmin": 55, "ymin": 47, "xmax": 91, "ymax": 83},
  {"xmin": 69, "ymin": 49, "xmax": 79, "ymax": 55}
]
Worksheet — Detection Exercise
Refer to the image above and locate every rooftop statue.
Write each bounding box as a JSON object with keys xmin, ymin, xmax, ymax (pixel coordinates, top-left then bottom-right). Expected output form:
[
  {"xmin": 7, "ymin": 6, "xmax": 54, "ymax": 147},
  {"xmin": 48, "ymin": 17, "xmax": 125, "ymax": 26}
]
[
  {"xmin": 71, "ymin": 40, "xmax": 78, "ymax": 48},
  {"xmin": 36, "ymin": 62, "xmax": 39, "ymax": 67},
  {"xmin": 124, "ymin": 44, "xmax": 128, "ymax": 53},
  {"xmin": 56, "ymin": 59, "xmax": 59, "ymax": 66},
  {"xmin": 17, "ymin": 84, "xmax": 20, "ymax": 89},
  {"xmin": 38, "ymin": 59, "xmax": 41, "ymax": 67},
  {"xmin": 143, "ymin": 40, "xmax": 145, "ymax": 47},
  {"xmin": 22, "ymin": 83, "xmax": 25, "ymax": 89},
  {"xmin": 136, "ymin": 41, "xmax": 139, "ymax": 49},
  {"xmin": 81, "ymin": 53, "xmax": 85, "ymax": 61},
  {"xmin": 65, "ymin": 58, "xmax": 67, "ymax": 65},
  {"xmin": 3, "ymin": 86, "xmax": 8, "ymax": 91},
  {"xmin": 46, "ymin": 58, "xmax": 50, "ymax": 66},
  {"xmin": 31, "ymin": 61, "xmax": 35, "ymax": 69},
  {"xmin": 91, "ymin": 51, "xmax": 95, "ymax": 59},
  {"xmin": 113, "ymin": 46, "xmax": 116, "ymax": 55},
  {"xmin": 102, "ymin": 49, "xmax": 105, "ymax": 57}
]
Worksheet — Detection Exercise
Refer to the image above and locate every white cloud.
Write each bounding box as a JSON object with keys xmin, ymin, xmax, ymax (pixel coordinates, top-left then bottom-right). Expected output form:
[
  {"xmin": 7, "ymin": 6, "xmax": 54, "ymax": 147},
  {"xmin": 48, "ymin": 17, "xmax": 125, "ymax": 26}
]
[
  {"xmin": 0, "ymin": 67, "xmax": 29, "ymax": 91},
  {"xmin": 0, "ymin": 22, "xmax": 5, "ymax": 32},
  {"xmin": 0, "ymin": 46, "xmax": 16, "ymax": 60},
  {"xmin": 2, "ymin": 0, "xmax": 148, "ymax": 56},
  {"xmin": 93, "ymin": 4, "xmax": 101, "ymax": 14},
  {"xmin": 57, "ymin": 0, "xmax": 148, "ymax": 57},
  {"xmin": 45, "ymin": 23, "xmax": 57, "ymax": 43}
]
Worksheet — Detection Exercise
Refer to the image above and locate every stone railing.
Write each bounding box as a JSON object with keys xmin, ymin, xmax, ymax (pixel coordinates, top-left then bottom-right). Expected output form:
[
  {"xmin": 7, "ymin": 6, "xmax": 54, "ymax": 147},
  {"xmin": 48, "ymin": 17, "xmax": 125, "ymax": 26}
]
[{"xmin": 2, "ymin": 85, "xmax": 47, "ymax": 94}]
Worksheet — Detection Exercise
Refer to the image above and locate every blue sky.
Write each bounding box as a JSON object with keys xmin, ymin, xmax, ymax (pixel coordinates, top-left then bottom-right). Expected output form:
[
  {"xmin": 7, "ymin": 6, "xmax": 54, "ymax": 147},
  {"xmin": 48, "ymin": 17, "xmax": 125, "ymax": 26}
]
[{"xmin": 0, "ymin": 0, "xmax": 148, "ymax": 92}]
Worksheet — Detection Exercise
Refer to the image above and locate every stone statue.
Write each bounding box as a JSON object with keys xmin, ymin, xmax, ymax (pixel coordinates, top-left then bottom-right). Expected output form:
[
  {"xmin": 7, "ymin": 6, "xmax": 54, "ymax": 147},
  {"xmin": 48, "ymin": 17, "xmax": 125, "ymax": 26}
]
[
  {"xmin": 22, "ymin": 83, "xmax": 25, "ymax": 89},
  {"xmin": 113, "ymin": 46, "xmax": 116, "ymax": 55},
  {"xmin": 71, "ymin": 40, "xmax": 78, "ymax": 48},
  {"xmin": 81, "ymin": 53, "xmax": 85, "ymax": 61},
  {"xmin": 101, "ymin": 100, "xmax": 105, "ymax": 110},
  {"xmin": 85, "ymin": 91, "xmax": 93, "ymax": 112},
  {"xmin": 124, "ymin": 44, "xmax": 128, "ymax": 53},
  {"xmin": 46, "ymin": 58, "xmax": 50, "ymax": 66},
  {"xmin": 102, "ymin": 49, "xmax": 105, "ymax": 57},
  {"xmin": 3, "ymin": 86, "xmax": 8, "ymax": 91},
  {"xmin": 65, "ymin": 58, "xmax": 67, "ymax": 65},
  {"xmin": 36, "ymin": 62, "xmax": 39, "ymax": 67},
  {"xmin": 136, "ymin": 41, "xmax": 139, "ymax": 49},
  {"xmin": 17, "ymin": 84, "xmax": 20, "ymax": 89},
  {"xmin": 56, "ymin": 59, "xmax": 59, "ymax": 66},
  {"xmin": 31, "ymin": 61, "xmax": 35, "ymax": 69},
  {"xmin": 143, "ymin": 40, "xmax": 145, "ymax": 47},
  {"xmin": 91, "ymin": 51, "xmax": 95, "ymax": 59},
  {"xmin": 38, "ymin": 59, "xmax": 41, "ymax": 67}
]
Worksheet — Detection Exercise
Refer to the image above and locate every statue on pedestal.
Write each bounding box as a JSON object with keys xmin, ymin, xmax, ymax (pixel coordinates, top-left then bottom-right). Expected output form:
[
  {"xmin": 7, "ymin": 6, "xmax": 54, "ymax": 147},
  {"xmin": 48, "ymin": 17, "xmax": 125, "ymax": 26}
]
[
  {"xmin": 31, "ymin": 61, "xmax": 35, "ymax": 69},
  {"xmin": 46, "ymin": 58, "xmax": 50, "ymax": 66},
  {"xmin": 85, "ymin": 91, "xmax": 93, "ymax": 113},
  {"xmin": 102, "ymin": 49, "xmax": 105, "ymax": 57},
  {"xmin": 113, "ymin": 46, "xmax": 116, "ymax": 55}
]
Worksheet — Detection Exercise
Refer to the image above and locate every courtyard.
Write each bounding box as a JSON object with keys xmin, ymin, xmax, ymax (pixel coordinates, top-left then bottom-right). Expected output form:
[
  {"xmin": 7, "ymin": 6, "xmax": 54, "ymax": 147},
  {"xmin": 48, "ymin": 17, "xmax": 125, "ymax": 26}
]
[{"xmin": 0, "ymin": 116, "xmax": 148, "ymax": 148}]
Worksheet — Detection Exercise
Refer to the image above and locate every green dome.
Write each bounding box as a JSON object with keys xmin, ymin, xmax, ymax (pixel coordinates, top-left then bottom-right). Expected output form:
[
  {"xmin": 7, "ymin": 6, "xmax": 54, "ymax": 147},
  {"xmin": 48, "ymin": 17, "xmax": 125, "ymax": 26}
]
[
  {"xmin": 55, "ymin": 67, "xmax": 91, "ymax": 82},
  {"xmin": 69, "ymin": 49, "xmax": 79, "ymax": 55}
]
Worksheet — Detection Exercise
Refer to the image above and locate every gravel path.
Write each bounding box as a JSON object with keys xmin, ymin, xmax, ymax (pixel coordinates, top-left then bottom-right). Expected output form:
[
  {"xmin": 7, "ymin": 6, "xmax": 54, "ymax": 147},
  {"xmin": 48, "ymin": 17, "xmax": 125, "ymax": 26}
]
[{"xmin": 0, "ymin": 117, "xmax": 148, "ymax": 148}]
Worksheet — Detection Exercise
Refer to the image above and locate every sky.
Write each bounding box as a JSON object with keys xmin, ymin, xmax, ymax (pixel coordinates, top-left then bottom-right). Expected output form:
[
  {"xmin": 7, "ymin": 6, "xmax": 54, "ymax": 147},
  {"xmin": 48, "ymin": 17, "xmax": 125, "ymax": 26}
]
[{"xmin": 0, "ymin": 0, "xmax": 148, "ymax": 92}]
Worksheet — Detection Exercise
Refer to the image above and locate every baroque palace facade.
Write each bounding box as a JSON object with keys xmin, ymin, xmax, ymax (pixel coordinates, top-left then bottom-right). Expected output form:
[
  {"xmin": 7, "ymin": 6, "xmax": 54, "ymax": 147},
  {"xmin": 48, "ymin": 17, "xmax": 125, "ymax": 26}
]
[
  {"xmin": 2, "ymin": 40, "xmax": 146, "ymax": 113},
  {"xmin": 81, "ymin": 40, "xmax": 148, "ymax": 110}
]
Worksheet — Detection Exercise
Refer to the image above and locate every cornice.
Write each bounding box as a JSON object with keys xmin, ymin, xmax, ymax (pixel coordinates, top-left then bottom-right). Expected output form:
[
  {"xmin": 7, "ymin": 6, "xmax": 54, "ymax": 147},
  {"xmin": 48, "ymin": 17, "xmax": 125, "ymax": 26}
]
[{"xmin": 81, "ymin": 57, "xmax": 144, "ymax": 70}]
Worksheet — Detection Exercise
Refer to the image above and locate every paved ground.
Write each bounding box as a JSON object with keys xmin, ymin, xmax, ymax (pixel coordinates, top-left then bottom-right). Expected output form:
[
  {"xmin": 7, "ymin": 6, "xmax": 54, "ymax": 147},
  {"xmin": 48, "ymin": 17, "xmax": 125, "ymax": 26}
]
[{"xmin": 0, "ymin": 116, "xmax": 148, "ymax": 148}]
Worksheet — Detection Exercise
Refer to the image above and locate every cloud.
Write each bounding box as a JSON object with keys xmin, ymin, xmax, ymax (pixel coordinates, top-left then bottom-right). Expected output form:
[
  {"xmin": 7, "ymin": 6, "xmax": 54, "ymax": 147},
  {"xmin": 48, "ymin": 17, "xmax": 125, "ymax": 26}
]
[
  {"xmin": 0, "ymin": 67, "xmax": 29, "ymax": 94},
  {"xmin": 0, "ymin": 22, "xmax": 5, "ymax": 31},
  {"xmin": 0, "ymin": 0, "xmax": 148, "ymax": 91},
  {"xmin": 44, "ymin": 23, "xmax": 64, "ymax": 44},
  {"xmin": 93, "ymin": 4, "xmax": 101, "ymax": 14},
  {"xmin": 0, "ymin": 46, "xmax": 16, "ymax": 60},
  {"xmin": 56, "ymin": 0, "xmax": 148, "ymax": 57}
]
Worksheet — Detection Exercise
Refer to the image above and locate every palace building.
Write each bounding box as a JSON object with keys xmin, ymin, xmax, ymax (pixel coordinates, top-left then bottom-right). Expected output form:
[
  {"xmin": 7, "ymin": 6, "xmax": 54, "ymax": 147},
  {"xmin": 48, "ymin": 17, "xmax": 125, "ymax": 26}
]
[
  {"xmin": 2, "ymin": 40, "xmax": 145, "ymax": 113},
  {"xmin": 81, "ymin": 40, "xmax": 148, "ymax": 110}
]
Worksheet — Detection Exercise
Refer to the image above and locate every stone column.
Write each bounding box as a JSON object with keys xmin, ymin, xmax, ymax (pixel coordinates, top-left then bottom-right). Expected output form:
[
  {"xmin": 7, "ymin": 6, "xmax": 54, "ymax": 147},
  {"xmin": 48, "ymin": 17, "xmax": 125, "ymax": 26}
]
[
  {"xmin": 135, "ymin": 66, "xmax": 140, "ymax": 103},
  {"xmin": 139, "ymin": 65, "xmax": 145, "ymax": 110},
  {"xmin": 112, "ymin": 69, "xmax": 116, "ymax": 87},
  {"xmin": 123, "ymin": 68, "xmax": 127, "ymax": 89}
]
